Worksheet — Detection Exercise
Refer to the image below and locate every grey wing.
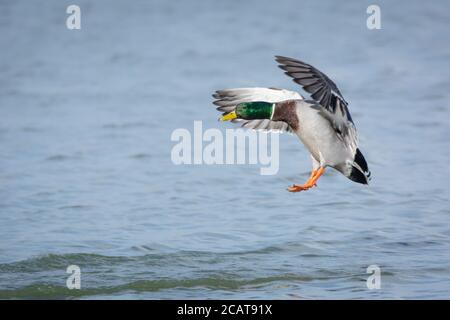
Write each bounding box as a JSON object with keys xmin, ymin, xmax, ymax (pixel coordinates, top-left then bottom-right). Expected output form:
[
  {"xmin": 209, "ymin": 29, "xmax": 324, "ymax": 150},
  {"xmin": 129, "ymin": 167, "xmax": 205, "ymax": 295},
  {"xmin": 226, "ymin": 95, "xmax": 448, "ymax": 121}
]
[
  {"xmin": 213, "ymin": 87, "xmax": 301, "ymax": 133},
  {"xmin": 239, "ymin": 119, "xmax": 292, "ymax": 133},
  {"xmin": 275, "ymin": 55, "xmax": 358, "ymax": 151}
]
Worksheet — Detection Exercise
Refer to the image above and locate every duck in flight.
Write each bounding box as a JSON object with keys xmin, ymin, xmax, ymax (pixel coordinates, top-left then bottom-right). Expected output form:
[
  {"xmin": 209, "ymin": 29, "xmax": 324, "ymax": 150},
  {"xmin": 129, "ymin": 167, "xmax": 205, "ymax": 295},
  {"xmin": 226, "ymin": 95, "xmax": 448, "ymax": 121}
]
[{"xmin": 213, "ymin": 56, "xmax": 371, "ymax": 192}]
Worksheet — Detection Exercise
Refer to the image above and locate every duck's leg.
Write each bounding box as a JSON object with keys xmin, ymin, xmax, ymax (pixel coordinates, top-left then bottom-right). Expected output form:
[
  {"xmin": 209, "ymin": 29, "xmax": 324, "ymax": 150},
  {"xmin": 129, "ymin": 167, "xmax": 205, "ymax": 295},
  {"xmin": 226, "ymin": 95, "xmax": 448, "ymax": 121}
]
[{"xmin": 288, "ymin": 167, "xmax": 325, "ymax": 192}]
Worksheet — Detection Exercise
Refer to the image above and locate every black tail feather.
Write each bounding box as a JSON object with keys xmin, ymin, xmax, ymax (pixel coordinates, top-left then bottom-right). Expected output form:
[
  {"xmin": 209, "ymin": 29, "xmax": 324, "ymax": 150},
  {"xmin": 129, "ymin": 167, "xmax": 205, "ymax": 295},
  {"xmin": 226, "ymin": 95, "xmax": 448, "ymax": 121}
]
[{"xmin": 349, "ymin": 148, "xmax": 371, "ymax": 185}]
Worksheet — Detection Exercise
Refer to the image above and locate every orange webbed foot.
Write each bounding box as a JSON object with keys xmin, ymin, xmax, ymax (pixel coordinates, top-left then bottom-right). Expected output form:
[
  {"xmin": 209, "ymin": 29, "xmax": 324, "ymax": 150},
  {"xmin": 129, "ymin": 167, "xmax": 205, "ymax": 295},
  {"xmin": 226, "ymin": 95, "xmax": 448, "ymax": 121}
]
[
  {"xmin": 287, "ymin": 184, "xmax": 312, "ymax": 192},
  {"xmin": 287, "ymin": 167, "xmax": 324, "ymax": 193}
]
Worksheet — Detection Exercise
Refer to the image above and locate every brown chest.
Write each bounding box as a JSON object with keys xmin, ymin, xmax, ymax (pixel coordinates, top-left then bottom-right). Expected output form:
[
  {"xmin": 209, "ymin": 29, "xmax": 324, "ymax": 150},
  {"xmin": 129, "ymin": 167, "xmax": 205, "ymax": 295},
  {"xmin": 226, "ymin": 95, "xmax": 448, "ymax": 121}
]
[{"xmin": 272, "ymin": 100, "xmax": 299, "ymax": 131}]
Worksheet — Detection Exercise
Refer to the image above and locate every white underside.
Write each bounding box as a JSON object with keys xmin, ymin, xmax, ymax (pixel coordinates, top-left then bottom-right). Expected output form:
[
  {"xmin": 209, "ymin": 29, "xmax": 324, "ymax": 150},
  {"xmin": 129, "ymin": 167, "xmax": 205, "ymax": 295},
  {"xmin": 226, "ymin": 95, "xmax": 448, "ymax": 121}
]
[{"xmin": 293, "ymin": 101, "xmax": 354, "ymax": 172}]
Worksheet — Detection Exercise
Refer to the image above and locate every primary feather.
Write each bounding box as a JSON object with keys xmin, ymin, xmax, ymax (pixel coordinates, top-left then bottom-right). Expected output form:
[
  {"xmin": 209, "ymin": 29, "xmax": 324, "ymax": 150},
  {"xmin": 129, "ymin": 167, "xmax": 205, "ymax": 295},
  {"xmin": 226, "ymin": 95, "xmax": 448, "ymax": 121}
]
[
  {"xmin": 213, "ymin": 87, "xmax": 303, "ymax": 133},
  {"xmin": 274, "ymin": 55, "xmax": 358, "ymax": 154}
]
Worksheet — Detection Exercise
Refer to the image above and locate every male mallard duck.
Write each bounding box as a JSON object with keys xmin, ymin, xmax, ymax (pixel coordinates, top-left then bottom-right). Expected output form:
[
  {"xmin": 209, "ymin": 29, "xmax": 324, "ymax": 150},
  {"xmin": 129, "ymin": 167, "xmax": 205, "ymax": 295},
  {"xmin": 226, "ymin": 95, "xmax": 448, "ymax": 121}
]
[{"xmin": 213, "ymin": 56, "xmax": 371, "ymax": 192}]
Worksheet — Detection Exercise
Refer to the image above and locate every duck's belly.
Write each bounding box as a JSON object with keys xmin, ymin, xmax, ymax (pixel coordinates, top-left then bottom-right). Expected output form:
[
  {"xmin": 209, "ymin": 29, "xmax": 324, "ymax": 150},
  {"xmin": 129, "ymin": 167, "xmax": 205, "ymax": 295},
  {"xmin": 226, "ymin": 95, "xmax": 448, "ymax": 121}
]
[{"xmin": 294, "ymin": 102, "xmax": 348, "ymax": 166}]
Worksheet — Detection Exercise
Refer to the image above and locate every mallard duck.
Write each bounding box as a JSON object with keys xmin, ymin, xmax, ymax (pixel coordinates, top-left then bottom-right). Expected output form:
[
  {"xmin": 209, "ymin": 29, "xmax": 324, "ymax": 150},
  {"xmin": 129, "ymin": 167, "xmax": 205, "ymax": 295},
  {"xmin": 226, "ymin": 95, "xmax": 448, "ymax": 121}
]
[{"xmin": 213, "ymin": 56, "xmax": 371, "ymax": 192}]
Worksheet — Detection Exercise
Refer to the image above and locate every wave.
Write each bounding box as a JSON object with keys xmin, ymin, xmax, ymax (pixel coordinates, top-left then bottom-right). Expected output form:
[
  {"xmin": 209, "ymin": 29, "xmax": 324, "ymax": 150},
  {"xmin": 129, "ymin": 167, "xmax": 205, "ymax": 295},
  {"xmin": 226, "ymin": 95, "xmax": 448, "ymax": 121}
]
[
  {"xmin": 0, "ymin": 274, "xmax": 315, "ymax": 299},
  {"xmin": 0, "ymin": 242, "xmax": 323, "ymax": 272},
  {"xmin": 0, "ymin": 247, "xmax": 330, "ymax": 299}
]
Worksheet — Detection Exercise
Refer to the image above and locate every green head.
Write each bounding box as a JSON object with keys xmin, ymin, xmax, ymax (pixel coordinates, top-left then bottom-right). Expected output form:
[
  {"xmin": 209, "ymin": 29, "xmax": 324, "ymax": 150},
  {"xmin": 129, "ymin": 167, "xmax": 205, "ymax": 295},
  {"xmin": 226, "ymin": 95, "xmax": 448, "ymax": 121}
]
[{"xmin": 235, "ymin": 102, "xmax": 274, "ymax": 120}]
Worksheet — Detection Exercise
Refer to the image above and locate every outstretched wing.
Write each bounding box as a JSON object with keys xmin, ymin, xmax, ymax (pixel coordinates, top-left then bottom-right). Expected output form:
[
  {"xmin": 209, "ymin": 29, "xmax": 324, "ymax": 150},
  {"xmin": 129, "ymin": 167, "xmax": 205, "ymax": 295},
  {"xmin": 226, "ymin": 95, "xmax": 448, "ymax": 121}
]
[
  {"xmin": 275, "ymin": 56, "xmax": 358, "ymax": 151},
  {"xmin": 213, "ymin": 87, "xmax": 303, "ymax": 133}
]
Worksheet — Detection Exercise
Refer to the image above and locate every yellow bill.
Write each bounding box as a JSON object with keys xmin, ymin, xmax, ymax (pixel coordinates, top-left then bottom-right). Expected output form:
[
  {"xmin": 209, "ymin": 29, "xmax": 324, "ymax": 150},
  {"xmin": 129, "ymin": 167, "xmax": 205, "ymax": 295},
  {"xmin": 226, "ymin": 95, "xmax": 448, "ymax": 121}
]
[{"xmin": 219, "ymin": 111, "xmax": 237, "ymax": 122}]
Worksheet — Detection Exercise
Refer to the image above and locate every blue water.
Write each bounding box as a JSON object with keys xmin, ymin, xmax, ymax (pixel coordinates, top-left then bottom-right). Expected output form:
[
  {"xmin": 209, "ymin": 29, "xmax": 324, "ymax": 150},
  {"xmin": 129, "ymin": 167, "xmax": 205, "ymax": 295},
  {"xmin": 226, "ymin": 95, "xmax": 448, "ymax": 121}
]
[{"xmin": 1, "ymin": 0, "xmax": 450, "ymax": 299}]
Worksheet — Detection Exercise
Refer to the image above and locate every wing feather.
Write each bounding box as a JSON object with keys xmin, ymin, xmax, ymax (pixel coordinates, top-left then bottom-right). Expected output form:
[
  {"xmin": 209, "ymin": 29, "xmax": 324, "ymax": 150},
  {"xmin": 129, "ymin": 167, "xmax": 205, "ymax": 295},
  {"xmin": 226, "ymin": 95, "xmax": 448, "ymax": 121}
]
[
  {"xmin": 212, "ymin": 87, "xmax": 303, "ymax": 133},
  {"xmin": 275, "ymin": 56, "xmax": 358, "ymax": 152}
]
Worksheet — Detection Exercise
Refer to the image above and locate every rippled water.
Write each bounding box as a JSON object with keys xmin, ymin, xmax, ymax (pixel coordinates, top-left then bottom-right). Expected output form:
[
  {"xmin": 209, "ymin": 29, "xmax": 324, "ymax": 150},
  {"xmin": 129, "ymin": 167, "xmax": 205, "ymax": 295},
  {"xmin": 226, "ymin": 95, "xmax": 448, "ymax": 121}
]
[{"xmin": 1, "ymin": 0, "xmax": 450, "ymax": 299}]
